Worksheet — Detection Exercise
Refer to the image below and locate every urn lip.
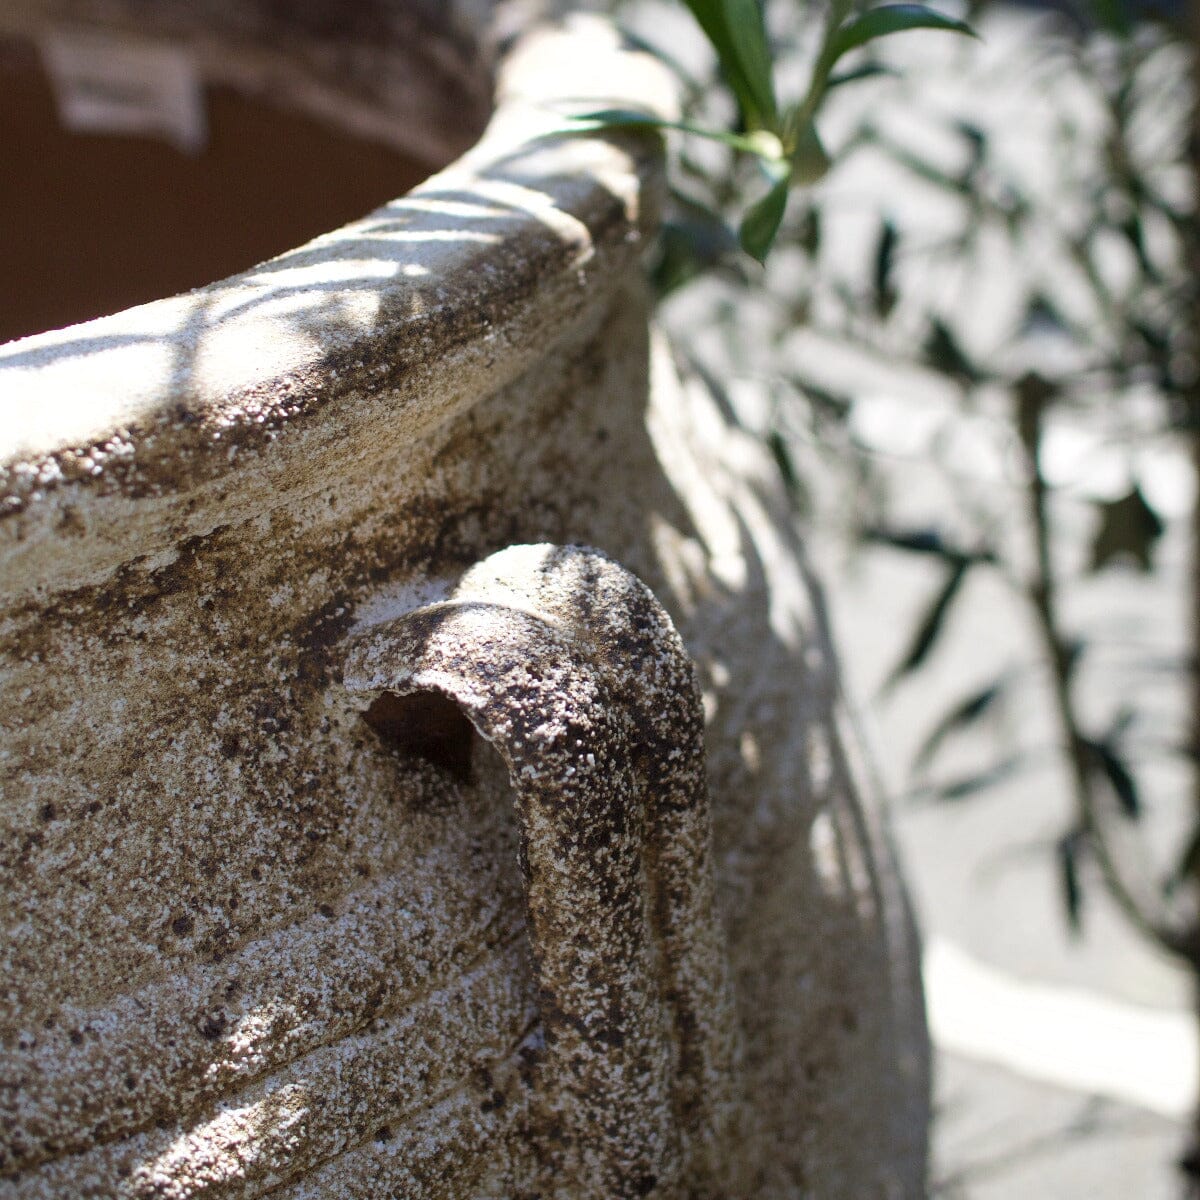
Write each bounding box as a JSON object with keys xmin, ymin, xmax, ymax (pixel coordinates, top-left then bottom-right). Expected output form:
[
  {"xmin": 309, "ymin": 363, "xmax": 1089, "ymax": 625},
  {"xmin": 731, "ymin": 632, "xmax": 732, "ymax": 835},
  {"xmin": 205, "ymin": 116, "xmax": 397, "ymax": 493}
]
[{"xmin": 0, "ymin": 6, "xmax": 674, "ymax": 596}]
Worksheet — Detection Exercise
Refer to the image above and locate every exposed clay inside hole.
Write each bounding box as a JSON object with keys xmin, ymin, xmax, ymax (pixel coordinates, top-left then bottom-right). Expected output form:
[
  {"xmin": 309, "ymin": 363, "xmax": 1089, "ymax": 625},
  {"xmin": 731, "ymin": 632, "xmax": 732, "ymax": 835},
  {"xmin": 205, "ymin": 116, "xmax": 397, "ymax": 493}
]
[
  {"xmin": 0, "ymin": 38, "xmax": 441, "ymax": 344},
  {"xmin": 363, "ymin": 691, "xmax": 477, "ymax": 782}
]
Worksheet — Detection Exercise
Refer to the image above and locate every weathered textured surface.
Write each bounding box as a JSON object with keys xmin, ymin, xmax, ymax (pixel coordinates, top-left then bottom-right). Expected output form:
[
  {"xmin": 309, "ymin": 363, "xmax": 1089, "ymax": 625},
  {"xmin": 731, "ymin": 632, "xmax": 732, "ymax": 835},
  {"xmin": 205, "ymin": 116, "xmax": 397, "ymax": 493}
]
[
  {"xmin": 0, "ymin": 3, "xmax": 929, "ymax": 1197},
  {"xmin": 341, "ymin": 545, "xmax": 739, "ymax": 1197}
]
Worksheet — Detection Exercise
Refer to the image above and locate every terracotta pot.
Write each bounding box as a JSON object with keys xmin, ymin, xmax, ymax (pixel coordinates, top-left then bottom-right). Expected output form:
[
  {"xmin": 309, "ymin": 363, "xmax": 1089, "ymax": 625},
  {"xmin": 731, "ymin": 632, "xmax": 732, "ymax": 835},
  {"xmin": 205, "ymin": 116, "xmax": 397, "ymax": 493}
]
[{"xmin": 0, "ymin": 3, "xmax": 930, "ymax": 1197}]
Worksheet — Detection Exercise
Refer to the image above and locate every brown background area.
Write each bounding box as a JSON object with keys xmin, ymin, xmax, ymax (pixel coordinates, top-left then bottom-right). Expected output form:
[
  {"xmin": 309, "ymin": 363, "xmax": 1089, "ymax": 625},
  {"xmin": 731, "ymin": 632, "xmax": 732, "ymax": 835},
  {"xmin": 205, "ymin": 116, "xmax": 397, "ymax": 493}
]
[{"xmin": 0, "ymin": 38, "xmax": 434, "ymax": 344}]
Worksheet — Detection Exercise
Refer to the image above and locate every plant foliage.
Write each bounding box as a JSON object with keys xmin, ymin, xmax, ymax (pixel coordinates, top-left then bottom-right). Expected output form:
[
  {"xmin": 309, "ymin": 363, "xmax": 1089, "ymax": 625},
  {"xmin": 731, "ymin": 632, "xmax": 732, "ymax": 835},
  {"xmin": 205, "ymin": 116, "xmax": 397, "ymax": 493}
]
[{"xmin": 576, "ymin": 0, "xmax": 976, "ymax": 261}]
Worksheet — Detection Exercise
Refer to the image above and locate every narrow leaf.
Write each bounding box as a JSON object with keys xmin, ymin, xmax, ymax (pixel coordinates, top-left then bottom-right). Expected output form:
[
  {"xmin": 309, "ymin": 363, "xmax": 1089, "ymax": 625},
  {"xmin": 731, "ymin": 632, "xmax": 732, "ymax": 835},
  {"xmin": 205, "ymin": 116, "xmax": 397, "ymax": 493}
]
[
  {"xmin": 1020, "ymin": 293, "xmax": 1073, "ymax": 339},
  {"xmin": 790, "ymin": 121, "xmax": 831, "ymax": 186},
  {"xmin": 913, "ymin": 679, "xmax": 1006, "ymax": 773},
  {"xmin": 923, "ymin": 753, "xmax": 1023, "ymax": 802},
  {"xmin": 1167, "ymin": 824, "xmax": 1200, "ymax": 895},
  {"xmin": 1132, "ymin": 317, "xmax": 1170, "ymax": 357},
  {"xmin": 956, "ymin": 120, "xmax": 987, "ymax": 171},
  {"xmin": 1062, "ymin": 637, "xmax": 1086, "ymax": 682},
  {"xmin": 654, "ymin": 220, "xmax": 730, "ymax": 295},
  {"xmin": 863, "ymin": 525, "xmax": 995, "ymax": 566},
  {"xmin": 1090, "ymin": 0, "xmax": 1131, "ymax": 35},
  {"xmin": 873, "ymin": 219, "xmax": 899, "ymax": 317},
  {"xmin": 826, "ymin": 5, "xmax": 977, "ymax": 71},
  {"xmin": 885, "ymin": 558, "xmax": 969, "ymax": 688},
  {"xmin": 798, "ymin": 206, "xmax": 821, "ymax": 257},
  {"xmin": 1120, "ymin": 214, "xmax": 1158, "ymax": 282},
  {"xmin": 924, "ymin": 317, "xmax": 984, "ymax": 385},
  {"xmin": 739, "ymin": 173, "xmax": 790, "ymax": 264},
  {"xmin": 787, "ymin": 375, "xmax": 852, "ymax": 418},
  {"xmin": 1107, "ymin": 705, "xmax": 1136, "ymax": 742},
  {"xmin": 568, "ymin": 109, "xmax": 774, "ymax": 155},
  {"xmin": 876, "ymin": 136, "xmax": 974, "ymax": 196},
  {"xmin": 653, "ymin": 189, "xmax": 741, "ymax": 296},
  {"xmin": 768, "ymin": 430, "xmax": 806, "ymax": 512},
  {"xmin": 1083, "ymin": 738, "xmax": 1141, "ymax": 819},
  {"xmin": 1014, "ymin": 371, "xmax": 1055, "ymax": 452},
  {"xmin": 677, "ymin": 0, "xmax": 757, "ymax": 112},
  {"xmin": 1056, "ymin": 830, "xmax": 1085, "ymax": 933},
  {"xmin": 827, "ymin": 61, "xmax": 899, "ymax": 90},
  {"xmin": 721, "ymin": 0, "xmax": 779, "ymax": 126},
  {"xmin": 863, "ymin": 526, "xmax": 952, "ymax": 558},
  {"xmin": 679, "ymin": 0, "xmax": 777, "ymax": 128}
]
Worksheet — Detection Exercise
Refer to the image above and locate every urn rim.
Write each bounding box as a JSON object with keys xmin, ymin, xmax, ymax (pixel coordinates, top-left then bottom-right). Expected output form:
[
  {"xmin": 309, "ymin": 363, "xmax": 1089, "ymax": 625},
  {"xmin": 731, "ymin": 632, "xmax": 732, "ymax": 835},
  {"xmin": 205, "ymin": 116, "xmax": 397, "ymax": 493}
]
[{"xmin": 0, "ymin": 5, "xmax": 675, "ymax": 596}]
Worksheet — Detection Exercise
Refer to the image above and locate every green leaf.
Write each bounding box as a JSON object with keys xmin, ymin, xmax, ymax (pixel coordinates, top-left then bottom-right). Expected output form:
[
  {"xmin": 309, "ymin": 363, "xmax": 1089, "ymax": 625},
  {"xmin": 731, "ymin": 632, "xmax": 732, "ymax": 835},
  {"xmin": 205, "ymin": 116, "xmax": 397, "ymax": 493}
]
[
  {"xmin": 872, "ymin": 133, "xmax": 974, "ymax": 196},
  {"xmin": 679, "ymin": 0, "xmax": 778, "ymax": 129},
  {"xmin": 1107, "ymin": 705, "xmax": 1136, "ymax": 742},
  {"xmin": 913, "ymin": 679, "xmax": 1006, "ymax": 773},
  {"xmin": 885, "ymin": 558, "xmax": 969, "ymax": 689},
  {"xmin": 1132, "ymin": 318, "xmax": 1171, "ymax": 357},
  {"xmin": 798, "ymin": 206, "xmax": 821, "ymax": 258},
  {"xmin": 1082, "ymin": 737, "xmax": 1141, "ymax": 820},
  {"xmin": 739, "ymin": 172, "xmax": 790, "ymax": 264},
  {"xmin": 675, "ymin": 1, "xmax": 749, "ymax": 91},
  {"xmin": 864, "ymin": 526, "xmax": 953, "ymax": 558},
  {"xmin": 1014, "ymin": 371, "xmax": 1056, "ymax": 452},
  {"xmin": 924, "ymin": 317, "xmax": 985, "ymax": 385},
  {"xmin": 863, "ymin": 525, "xmax": 997, "ymax": 567},
  {"xmin": 568, "ymin": 109, "xmax": 775, "ymax": 156},
  {"xmin": 884, "ymin": 530, "xmax": 944, "ymax": 555},
  {"xmin": 826, "ymin": 5, "xmax": 977, "ymax": 70},
  {"xmin": 1056, "ymin": 830, "xmax": 1085, "ymax": 933},
  {"xmin": 1119, "ymin": 214, "xmax": 1158, "ymax": 282},
  {"xmin": 1019, "ymin": 293, "xmax": 1073, "ymax": 340},
  {"xmin": 768, "ymin": 430, "xmax": 807, "ymax": 512},
  {"xmin": 872, "ymin": 219, "xmax": 898, "ymax": 317},
  {"xmin": 1089, "ymin": 0, "xmax": 1131, "ymax": 39},
  {"xmin": 923, "ymin": 753, "xmax": 1023, "ymax": 802},
  {"xmin": 826, "ymin": 61, "xmax": 899, "ymax": 90},
  {"xmin": 790, "ymin": 121, "xmax": 831, "ymax": 186},
  {"xmin": 787, "ymin": 375, "xmax": 853, "ymax": 419},
  {"xmin": 722, "ymin": 0, "xmax": 779, "ymax": 125},
  {"xmin": 1088, "ymin": 486, "xmax": 1164, "ymax": 574},
  {"xmin": 1167, "ymin": 824, "xmax": 1200, "ymax": 896},
  {"xmin": 1062, "ymin": 637, "xmax": 1086, "ymax": 683},
  {"xmin": 653, "ymin": 190, "xmax": 740, "ymax": 296},
  {"xmin": 654, "ymin": 221, "xmax": 727, "ymax": 296},
  {"xmin": 955, "ymin": 120, "xmax": 987, "ymax": 171},
  {"xmin": 680, "ymin": 348, "xmax": 746, "ymax": 428}
]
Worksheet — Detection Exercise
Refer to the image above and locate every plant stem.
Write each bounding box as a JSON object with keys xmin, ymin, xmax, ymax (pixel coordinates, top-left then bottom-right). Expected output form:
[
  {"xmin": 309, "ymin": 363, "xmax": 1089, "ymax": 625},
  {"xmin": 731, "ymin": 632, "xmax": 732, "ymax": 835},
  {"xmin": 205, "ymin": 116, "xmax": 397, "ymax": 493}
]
[
  {"xmin": 1015, "ymin": 383, "xmax": 1193, "ymax": 961},
  {"xmin": 789, "ymin": 0, "xmax": 855, "ymax": 138},
  {"xmin": 1182, "ymin": 0, "xmax": 1200, "ymax": 1184},
  {"xmin": 1185, "ymin": 358, "xmax": 1200, "ymax": 1194}
]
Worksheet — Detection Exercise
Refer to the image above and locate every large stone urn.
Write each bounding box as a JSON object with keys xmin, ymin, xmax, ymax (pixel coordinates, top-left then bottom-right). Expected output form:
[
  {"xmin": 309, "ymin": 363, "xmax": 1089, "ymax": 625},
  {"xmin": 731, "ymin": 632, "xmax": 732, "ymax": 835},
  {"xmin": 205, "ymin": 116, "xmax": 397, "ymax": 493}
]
[{"xmin": 0, "ymin": 2, "xmax": 930, "ymax": 1196}]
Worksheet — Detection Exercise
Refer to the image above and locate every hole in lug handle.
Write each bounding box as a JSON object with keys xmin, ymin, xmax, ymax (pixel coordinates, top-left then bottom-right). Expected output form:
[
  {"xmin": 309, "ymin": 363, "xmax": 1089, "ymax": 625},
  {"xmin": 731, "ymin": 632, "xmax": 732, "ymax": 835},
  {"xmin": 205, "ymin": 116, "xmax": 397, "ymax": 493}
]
[{"xmin": 362, "ymin": 691, "xmax": 476, "ymax": 782}]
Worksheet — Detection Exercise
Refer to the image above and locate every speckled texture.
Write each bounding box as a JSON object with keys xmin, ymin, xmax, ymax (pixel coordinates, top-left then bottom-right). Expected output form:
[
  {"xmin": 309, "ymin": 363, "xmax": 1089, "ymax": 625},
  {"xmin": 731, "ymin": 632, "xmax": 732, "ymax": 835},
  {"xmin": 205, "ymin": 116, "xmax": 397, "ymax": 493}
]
[
  {"xmin": 340, "ymin": 545, "xmax": 740, "ymax": 1197},
  {"xmin": 0, "ymin": 3, "xmax": 929, "ymax": 1197}
]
